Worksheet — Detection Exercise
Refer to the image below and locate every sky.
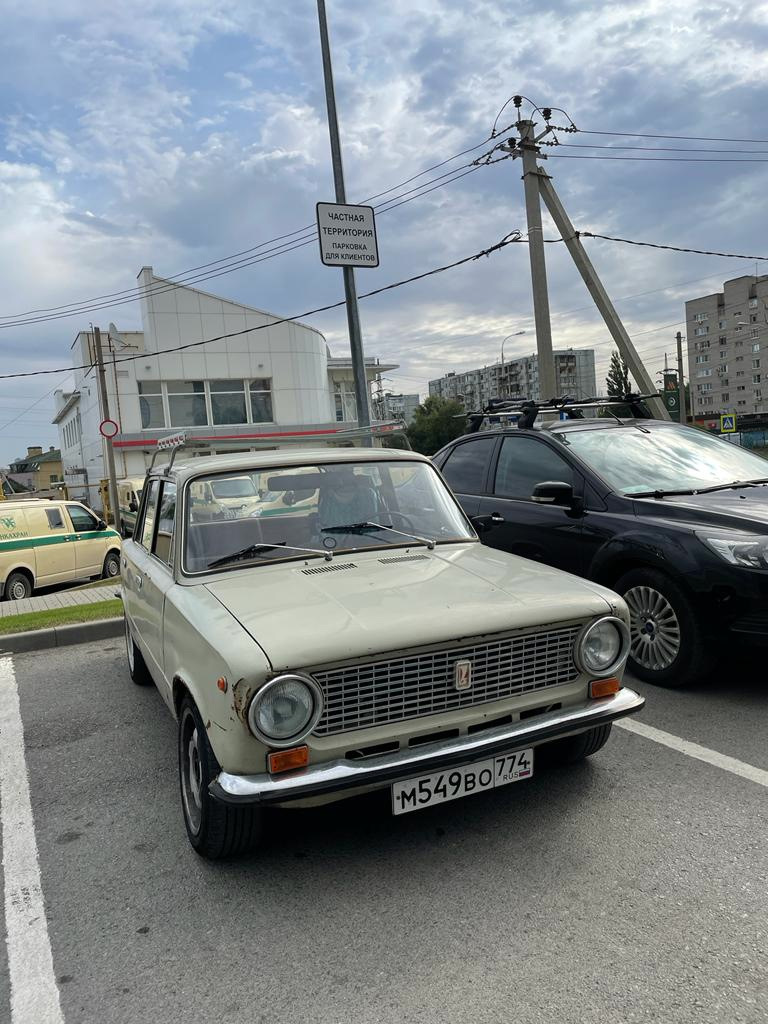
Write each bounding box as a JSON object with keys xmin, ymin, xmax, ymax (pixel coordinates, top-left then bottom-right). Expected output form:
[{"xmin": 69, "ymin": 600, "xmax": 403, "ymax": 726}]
[{"xmin": 1, "ymin": 0, "xmax": 768, "ymax": 465}]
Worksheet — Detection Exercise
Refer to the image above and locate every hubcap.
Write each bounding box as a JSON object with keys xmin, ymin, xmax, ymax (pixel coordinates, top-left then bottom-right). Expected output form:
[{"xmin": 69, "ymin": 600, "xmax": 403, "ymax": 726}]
[
  {"xmin": 624, "ymin": 584, "xmax": 681, "ymax": 672},
  {"xmin": 180, "ymin": 709, "xmax": 204, "ymax": 835},
  {"xmin": 9, "ymin": 580, "xmax": 27, "ymax": 600},
  {"xmin": 106, "ymin": 557, "xmax": 119, "ymax": 577}
]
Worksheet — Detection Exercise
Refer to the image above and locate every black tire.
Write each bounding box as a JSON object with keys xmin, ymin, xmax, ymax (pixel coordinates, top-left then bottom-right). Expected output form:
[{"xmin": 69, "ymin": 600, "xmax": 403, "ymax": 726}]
[
  {"xmin": 4, "ymin": 570, "xmax": 32, "ymax": 600},
  {"xmin": 616, "ymin": 567, "xmax": 707, "ymax": 689},
  {"xmin": 177, "ymin": 695, "xmax": 262, "ymax": 859},
  {"xmin": 125, "ymin": 615, "xmax": 153, "ymax": 687},
  {"xmin": 102, "ymin": 550, "xmax": 121, "ymax": 579},
  {"xmin": 543, "ymin": 724, "xmax": 613, "ymax": 765}
]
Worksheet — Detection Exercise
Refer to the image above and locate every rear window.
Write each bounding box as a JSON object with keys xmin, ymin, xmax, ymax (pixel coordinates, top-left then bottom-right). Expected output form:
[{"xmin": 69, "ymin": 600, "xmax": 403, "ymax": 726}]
[{"xmin": 45, "ymin": 508, "xmax": 65, "ymax": 529}]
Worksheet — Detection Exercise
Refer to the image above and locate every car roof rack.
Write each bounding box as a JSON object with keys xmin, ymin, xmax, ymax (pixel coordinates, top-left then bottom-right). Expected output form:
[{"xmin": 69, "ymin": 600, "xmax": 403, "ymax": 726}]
[
  {"xmin": 462, "ymin": 393, "xmax": 662, "ymax": 433},
  {"xmin": 146, "ymin": 421, "xmax": 410, "ymax": 473}
]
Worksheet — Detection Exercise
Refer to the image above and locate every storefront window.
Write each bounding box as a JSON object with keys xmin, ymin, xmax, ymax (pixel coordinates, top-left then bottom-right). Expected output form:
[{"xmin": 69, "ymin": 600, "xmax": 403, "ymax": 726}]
[
  {"xmin": 210, "ymin": 380, "xmax": 247, "ymax": 425},
  {"xmin": 167, "ymin": 380, "xmax": 208, "ymax": 427},
  {"xmin": 249, "ymin": 379, "xmax": 273, "ymax": 422}
]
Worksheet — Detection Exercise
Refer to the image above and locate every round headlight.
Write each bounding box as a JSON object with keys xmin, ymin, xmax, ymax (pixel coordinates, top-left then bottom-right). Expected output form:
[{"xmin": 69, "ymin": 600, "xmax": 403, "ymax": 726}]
[
  {"xmin": 576, "ymin": 617, "xmax": 629, "ymax": 676},
  {"xmin": 247, "ymin": 674, "xmax": 323, "ymax": 746}
]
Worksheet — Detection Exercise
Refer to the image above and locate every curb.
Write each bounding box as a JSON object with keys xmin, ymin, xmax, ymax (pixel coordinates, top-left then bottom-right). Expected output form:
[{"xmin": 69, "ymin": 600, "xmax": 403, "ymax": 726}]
[{"xmin": 0, "ymin": 616, "xmax": 123, "ymax": 655}]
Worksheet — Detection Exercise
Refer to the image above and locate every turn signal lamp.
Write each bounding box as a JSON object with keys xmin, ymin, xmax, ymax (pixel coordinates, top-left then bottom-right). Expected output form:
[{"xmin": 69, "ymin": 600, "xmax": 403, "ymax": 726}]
[
  {"xmin": 268, "ymin": 746, "xmax": 309, "ymax": 775},
  {"xmin": 589, "ymin": 677, "xmax": 622, "ymax": 699}
]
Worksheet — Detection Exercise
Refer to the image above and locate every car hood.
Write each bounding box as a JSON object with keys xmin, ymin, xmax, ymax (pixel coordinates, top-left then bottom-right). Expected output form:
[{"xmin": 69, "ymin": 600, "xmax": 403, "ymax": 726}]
[
  {"xmin": 634, "ymin": 484, "xmax": 768, "ymax": 532},
  {"xmin": 204, "ymin": 543, "xmax": 619, "ymax": 671}
]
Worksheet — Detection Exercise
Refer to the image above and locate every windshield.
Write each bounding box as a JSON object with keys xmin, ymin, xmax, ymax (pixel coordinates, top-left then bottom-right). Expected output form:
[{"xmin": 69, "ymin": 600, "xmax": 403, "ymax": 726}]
[
  {"xmin": 210, "ymin": 477, "xmax": 257, "ymax": 499},
  {"xmin": 184, "ymin": 460, "xmax": 474, "ymax": 572},
  {"xmin": 563, "ymin": 424, "xmax": 768, "ymax": 495}
]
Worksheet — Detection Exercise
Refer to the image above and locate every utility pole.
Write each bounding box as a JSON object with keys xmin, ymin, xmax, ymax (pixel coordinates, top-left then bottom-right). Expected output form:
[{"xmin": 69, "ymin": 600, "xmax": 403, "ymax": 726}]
[
  {"xmin": 93, "ymin": 327, "xmax": 121, "ymax": 532},
  {"xmin": 676, "ymin": 331, "xmax": 687, "ymax": 423},
  {"xmin": 518, "ymin": 121, "xmax": 556, "ymax": 401},
  {"xmin": 316, "ymin": 0, "xmax": 371, "ymax": 442}
]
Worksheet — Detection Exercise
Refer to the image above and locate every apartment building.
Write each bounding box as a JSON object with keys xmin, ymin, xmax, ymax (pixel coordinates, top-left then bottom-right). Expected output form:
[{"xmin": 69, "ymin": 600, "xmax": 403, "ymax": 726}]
[
  {"xmin": 686, "ymin": 274, "xmax": 768, "ymax": 418},
  {"xmin": 428, "ymin": 349, "xmax": 597, "ymax": 407}
]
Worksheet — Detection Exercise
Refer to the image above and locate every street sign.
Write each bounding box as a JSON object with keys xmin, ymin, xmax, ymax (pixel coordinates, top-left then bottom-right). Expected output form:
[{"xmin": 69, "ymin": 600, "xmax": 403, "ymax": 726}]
[
  {"xmin": 720, "ymin": 414, "xmax": 737, "ymax": 433},
  {"xmin": 316, "ymin": 202, "xmax": 379, "ymax": 267},
  {"xmin": 99, "ymin": 418, "xmax": 119, "ymax": 438}
]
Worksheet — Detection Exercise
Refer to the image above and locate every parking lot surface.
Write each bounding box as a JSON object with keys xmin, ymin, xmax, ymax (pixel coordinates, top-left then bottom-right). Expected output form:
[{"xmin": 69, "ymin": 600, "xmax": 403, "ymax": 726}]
[{"xmin": 1, "ymin": 639, "xmax": 766, "ymax": 1024}]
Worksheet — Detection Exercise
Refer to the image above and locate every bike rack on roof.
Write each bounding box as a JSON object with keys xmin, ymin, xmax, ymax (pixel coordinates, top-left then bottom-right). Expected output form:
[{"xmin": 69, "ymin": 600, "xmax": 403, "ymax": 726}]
[{"xmin": 461, "ymin": 393, "xmax": 663, "ymax": 433}]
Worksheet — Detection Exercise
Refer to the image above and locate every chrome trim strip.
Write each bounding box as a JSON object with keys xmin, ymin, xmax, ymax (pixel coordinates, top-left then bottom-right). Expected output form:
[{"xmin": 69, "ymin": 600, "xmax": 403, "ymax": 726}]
[{"xmin": 211, "ymin": 687, "xmax": 644, "ymax": 805}]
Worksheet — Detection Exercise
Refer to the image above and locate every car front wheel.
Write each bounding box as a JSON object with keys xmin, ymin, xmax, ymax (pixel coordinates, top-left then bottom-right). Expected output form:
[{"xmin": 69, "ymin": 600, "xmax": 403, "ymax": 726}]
[
  {"xmin": 616, "ymin": 567, "xmax": 706, "ymax": 688},
  {"xmin": 178, "ymin": 695, "xmax": 263, "ymax": 859},
  {"xmin": 542, "ymin": 724, "xmax": 613, "ymax": 765}
]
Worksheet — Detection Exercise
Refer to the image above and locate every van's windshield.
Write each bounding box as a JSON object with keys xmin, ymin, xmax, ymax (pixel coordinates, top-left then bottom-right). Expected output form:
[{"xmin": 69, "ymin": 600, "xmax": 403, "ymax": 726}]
[{"xmin": 184, "ymin": 460, "xmax": 473, "ymax": 573}]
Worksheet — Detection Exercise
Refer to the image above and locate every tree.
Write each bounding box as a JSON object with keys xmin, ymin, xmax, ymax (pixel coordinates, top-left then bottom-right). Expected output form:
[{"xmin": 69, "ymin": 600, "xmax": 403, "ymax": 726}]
[
  {"xmin": 605, "ymin": 349, "xmax": 632, "ymax": 398},
  {"xmin": 406, "ymin": 396, "xmax": 466, "ymax": 455}
]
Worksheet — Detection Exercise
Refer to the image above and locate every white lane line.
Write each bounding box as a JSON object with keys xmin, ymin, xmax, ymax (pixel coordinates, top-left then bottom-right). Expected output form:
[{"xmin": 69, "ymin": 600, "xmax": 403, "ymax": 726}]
[
  {"xmin": 617, "ymin": 718, "xmax": 768, "ymax": 789},
  {"xmin": 0, "ymin": 657, "xmax": 65, "ymax": 1024}
]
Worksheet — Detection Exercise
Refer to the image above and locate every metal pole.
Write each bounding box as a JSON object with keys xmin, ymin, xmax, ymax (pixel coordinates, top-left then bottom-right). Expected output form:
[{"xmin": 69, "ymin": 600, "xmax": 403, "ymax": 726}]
[
  {"xmin": 676, "ymin": 331, "xmax": 687, "ymax": 423},
  {"xmin": 93, "ymin": 327, "xmax": 121, "ymax": 532},
  {"xmin": 536, "ymin": 173, "xmax": 670, "ymax": 420},
  {"xmin": 518, "ymin": 121, "xmax": 556, "ymax": 402},
  {"xmin": 316, "ymin": 0, "xmax": 371, "ymax": 441}
]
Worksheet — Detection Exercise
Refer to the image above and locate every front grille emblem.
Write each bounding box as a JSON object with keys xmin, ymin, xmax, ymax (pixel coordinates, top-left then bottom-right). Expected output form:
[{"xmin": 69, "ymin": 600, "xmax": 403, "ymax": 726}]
[{"xmin": 454, "ymin": 659, "xmax": 473, "ymax": 691}]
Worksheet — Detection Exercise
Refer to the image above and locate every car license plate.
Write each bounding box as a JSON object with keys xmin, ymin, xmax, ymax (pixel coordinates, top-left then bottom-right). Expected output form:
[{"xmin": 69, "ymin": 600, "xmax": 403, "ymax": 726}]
[{"xmin": 391, "ymin": 749, "xmax": 534, "ymax": 816}]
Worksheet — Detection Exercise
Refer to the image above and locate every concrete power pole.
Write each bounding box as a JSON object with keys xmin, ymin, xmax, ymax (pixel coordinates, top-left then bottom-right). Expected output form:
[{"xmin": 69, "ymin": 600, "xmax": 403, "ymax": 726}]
[
  {"xmin": 316, "ymin": 0, "xmax": 372, "ymax": 441},
  {"xmin": 93, "ymin": 327, "xmax": 121, "ymax": 533},
  {"xmin": 676, "ymin": 330, "xmax": 687, "ymax": 423},
  {"xmin": 518, "ymin": 121, "xmax": 556, "ymax": 401}
]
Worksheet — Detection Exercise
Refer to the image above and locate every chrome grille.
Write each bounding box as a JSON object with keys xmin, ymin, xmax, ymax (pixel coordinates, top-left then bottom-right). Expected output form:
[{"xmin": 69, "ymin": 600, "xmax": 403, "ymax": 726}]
[{"xmin": 312, "ymin": 625, "xmax": 581, "ymax": 736}]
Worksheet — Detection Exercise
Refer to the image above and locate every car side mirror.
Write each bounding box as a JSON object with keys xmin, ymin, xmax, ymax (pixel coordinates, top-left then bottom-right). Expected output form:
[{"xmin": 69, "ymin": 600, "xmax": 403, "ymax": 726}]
[
  {"xmin": 283, "ymin": 490, "xmax": 296, "ymax": 507},
  {"xmin": 532, "ymin": 481, "xmax": 575, "ymax": 507},
  {"xmin": 97, "ymin": 518, "xmax": 107, "ymax": 530},
  {"xmin": 470, "ymin": 511, "xmax": 505, "ymax": 533},
  {"xmin": 129, "ymin": 499, "xmax": 138, "ymax": 513}
]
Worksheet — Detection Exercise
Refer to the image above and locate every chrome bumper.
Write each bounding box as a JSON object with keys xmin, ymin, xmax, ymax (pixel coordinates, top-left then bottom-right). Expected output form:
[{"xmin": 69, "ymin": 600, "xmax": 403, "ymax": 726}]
[{"xmin": 210, "ymin": 687, "xmax": 644, "ymax": 806}]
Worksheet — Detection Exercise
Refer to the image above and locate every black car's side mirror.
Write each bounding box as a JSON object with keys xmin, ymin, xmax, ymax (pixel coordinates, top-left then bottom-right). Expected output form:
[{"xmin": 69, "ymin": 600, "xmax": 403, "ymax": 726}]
[
  {"xmin": 470, "ymin": 511, "xmax": 505, "ymax": 533},
  {"xmin": 532, "ymin": 481, "xmax": 575, "ymax": 507}
]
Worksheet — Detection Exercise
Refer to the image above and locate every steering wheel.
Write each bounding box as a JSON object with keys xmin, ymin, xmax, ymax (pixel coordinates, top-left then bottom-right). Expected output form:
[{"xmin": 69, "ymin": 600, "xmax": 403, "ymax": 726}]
[{"xmin": 378, "ymin": 511, "xmax": 417, "ymax": 532}]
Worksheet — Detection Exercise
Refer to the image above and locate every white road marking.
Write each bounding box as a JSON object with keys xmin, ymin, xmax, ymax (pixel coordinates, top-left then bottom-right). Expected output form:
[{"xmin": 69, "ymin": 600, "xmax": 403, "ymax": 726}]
[
  {"xmin": 617, "ymin": 718, "xmax": 768, "ymax": 789},
  {"xmin": 0, "ymin": 657, "xmax": 65, "ymax": 1024}
]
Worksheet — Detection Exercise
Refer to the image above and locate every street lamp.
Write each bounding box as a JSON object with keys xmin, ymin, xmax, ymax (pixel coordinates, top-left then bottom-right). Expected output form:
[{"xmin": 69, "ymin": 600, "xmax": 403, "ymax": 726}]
[{"xmin": 500, "ymin": 330, "xmax": 526, "ymax": 397}]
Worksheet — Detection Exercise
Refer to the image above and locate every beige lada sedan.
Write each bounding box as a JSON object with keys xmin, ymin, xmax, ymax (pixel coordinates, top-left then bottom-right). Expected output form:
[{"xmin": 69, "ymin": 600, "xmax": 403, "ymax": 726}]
[{"xmin": 122, "ymin": 445, "xmax": 644, "ymax": 859}]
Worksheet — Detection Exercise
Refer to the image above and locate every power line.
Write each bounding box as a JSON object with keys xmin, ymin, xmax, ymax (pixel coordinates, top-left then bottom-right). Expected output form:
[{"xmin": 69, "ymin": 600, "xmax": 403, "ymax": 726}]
[
  {"xmin": 549, "ymin": 153, "xmax": 768, "ymax": 164},
  {"xmin": 0, "ymin": 233, "xmax": 523, "ymax": 381},
  {"xmin": 557, "ymin": 142, "xmax": 768, "ymax": 155},
  {"xmin": 581, "ymin": 233, "xmax": 768, "ymax": 262},
  {"xmin": 578, "ymin": 129, "xmax": 768, "ymax": 145}
]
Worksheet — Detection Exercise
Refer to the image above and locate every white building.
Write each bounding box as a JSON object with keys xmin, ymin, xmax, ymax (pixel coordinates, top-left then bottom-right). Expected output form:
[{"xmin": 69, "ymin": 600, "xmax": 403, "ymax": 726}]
[
  {"xmin": 429, "ymin": 349, "xmax": 597, "ymax": 408},
  {"xmin": 53, "ymin": 267, "xmax": 396, "ymax": 509}
]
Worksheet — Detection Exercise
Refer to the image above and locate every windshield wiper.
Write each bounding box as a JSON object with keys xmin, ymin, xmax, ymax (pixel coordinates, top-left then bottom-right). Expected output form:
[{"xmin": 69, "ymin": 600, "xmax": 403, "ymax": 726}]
[
  {"xmin": 633, "ymin": 477, "xmax": 768, "ymax": 499},
  {"xmin": 208, "ymin": 542, "xmax": 332, "ymax": 569},
  {"xmin": 322, "ymin": 521, "xmax": 436, "ymax": 551}
]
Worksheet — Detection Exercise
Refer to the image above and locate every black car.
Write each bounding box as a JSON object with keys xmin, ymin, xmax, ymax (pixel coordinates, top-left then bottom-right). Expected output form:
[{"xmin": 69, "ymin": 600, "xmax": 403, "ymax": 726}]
[{"xmin": 434, "ymin": 418, "xmax": 768, "ymax": 687}]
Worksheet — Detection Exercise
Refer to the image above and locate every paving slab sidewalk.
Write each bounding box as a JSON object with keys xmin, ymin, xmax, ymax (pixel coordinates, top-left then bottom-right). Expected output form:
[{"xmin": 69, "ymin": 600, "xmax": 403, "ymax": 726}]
[{"xmin": 0, "ymin": 585, "xmax": 121, "ymax": 618}]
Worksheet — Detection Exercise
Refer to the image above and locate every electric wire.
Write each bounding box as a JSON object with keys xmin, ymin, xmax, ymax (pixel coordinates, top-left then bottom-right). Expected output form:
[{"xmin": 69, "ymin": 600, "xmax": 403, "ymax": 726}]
[
  {"xmin": 578, "ymin": 129, "xmax": 768, "ymax": 145},
  {"xmin": 549, "ymin": 153, "xmax": 768, "ymax": 164}
]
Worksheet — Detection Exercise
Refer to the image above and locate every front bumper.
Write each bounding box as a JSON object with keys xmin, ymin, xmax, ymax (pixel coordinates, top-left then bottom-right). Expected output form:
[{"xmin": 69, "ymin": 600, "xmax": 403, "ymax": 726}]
[{"xmin": 210, "ymin": 687, "xmax": 645, "ymax": 806}]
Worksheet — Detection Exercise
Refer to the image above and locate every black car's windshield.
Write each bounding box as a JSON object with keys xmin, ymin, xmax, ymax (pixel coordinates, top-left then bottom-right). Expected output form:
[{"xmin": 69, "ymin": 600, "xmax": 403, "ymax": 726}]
[
  {"xmin": 563, "ymin": 424, "xmax": 768, "ymax": 496},
  {"xmin": 185, "ymin": 460, "xmax": 473, "ymax": 572}
]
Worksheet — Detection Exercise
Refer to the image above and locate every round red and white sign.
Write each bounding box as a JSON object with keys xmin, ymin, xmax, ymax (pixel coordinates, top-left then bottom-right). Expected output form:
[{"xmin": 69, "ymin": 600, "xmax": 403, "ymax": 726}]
[{"xmin": 99, "ymin": 418, "xmax": 119, "ymax": 438}]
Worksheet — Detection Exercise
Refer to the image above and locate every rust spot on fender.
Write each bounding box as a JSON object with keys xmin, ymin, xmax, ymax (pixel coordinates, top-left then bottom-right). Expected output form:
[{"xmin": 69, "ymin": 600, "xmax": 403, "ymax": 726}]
[{"xmin": 232, "ymin": 678, "xmax": 255, "ymax": 723}]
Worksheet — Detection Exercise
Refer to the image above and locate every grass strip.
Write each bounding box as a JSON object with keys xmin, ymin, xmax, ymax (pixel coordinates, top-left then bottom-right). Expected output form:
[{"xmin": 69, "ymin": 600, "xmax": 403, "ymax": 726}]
[{"xmin": 0, "ymin": 599, "xmax": 122, "ymax": 636}]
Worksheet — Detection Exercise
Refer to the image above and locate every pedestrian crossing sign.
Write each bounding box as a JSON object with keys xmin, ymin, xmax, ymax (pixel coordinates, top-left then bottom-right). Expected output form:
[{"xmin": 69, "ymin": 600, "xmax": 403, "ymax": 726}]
[{"xmin": 720, "ymin": 414, "xmax": 737, "ymax": 433}]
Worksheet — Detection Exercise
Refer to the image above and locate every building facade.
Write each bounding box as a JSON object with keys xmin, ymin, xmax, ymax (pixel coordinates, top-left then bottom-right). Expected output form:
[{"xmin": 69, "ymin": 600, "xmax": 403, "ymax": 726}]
[
  {"xmin": 53, "ymin": 268, "xmax": 396, "ymax": 510},
  {"xmin": 377, "ymin": 393, "xmax": 420, "ymax": 424},
  {"xmin": 428, "ymin": 349, "xmax": 597, "ymax": 408},
  {"xmin": 686, "ymin": 274, "xmax": 768, "ymax": 419},
  {"xmin": 6, "ymin": 446, "xmax": 63, "ymax": 495}
]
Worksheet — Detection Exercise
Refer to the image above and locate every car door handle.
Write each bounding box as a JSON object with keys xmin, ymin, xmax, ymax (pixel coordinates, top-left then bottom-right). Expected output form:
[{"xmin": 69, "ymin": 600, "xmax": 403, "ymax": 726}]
[{"xmin": 135, "ymin": 573, "xmax": 143, "ymax": 589}]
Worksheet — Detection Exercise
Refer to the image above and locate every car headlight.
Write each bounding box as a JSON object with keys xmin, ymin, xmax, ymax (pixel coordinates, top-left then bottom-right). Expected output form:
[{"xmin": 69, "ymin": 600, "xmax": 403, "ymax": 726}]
[
  {"xmin": 699, "ymin": 533, "xmax": 768, "ymax": 569},
  {"xmin": 575, "ymin": 617, "xmax": 629, "ymax": 677},
  {"xmin": 247, "ymin": 674, "xmax": 323, "ymax": 747}
]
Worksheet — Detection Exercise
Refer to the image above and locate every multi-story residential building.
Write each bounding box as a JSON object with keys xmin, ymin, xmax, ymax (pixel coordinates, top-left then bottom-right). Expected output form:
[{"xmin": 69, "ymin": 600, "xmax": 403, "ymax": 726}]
[
  {"xmin": 52, "ymin": 267, "xmax": 396, "ymax": 511},
  {"xmin": 6, "ymin": 446, "xmax": 63, "ymax": 495},
  {"xmin": 377, "ymin": 392, "xmax": 420, "ymax": 424},
  {"xmin": 686, "ymin": 274, "xmax": 768, "ymax": 418},
  {"xmin": 428, "ymin": 349, "xmax": 597, "ymax": 407}
]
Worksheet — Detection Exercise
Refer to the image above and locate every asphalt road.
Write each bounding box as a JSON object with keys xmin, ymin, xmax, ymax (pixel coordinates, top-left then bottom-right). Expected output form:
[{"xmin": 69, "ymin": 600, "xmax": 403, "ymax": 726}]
[{"xmin": 1, "ymin": 640, "xmax": 766, "ymax": 1024}]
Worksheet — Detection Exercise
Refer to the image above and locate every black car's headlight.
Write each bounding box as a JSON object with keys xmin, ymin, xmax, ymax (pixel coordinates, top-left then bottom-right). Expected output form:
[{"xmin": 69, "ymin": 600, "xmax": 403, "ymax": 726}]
[
  {"xmin": 575, "ymin": 617, "xmax": 630, "ymax": 677},
  {"xmin": 699, "ymin": 532, "xmax": 768, "ymax": 569},
  {"xmin": 247, "ymin": 674, "xmax": 323, "ymax": 746}
]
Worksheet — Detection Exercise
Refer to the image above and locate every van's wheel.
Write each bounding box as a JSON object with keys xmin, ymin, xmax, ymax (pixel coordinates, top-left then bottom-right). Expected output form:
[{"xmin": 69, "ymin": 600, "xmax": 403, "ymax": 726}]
[
  {"xmin": 125, "ymin": 616, "xmax": 153, "ymax": 687},
  {"xmin": 102, "ymin": 551, "xmax": 120, "ymax": 579},
  {"xmin": 178, "ymin": 695, "xmax": 263, "ymax": 859},
  {"xmin": 4, "ymin": 571, "xmax": 32, "ymax": 601},
  {"xmin": 543, "ymin": 724, "xmax": 613, "ymax": 765},
  {"xmin": 616, "ymin": 567, "xmax": 706, "ymax": 688}
]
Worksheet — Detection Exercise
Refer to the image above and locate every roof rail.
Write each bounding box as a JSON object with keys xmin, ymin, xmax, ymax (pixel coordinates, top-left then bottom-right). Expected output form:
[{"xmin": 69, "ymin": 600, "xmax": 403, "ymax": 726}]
[
  {"xmin": 462, "ymin": 393, "xmax": 662, "ymax": 433},
  {"xmin": 145, "ymin": 421, "xmax": 410, "ymax": 473}
]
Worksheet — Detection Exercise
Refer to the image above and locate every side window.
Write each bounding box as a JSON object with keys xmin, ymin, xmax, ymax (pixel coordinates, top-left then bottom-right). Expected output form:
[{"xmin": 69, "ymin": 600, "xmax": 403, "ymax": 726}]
[
  {"xmin": 67, "ymin": 504, "xmax": 98, "ymax": 533},
  {"xmin": 46, "ymin": 508, "xmax": 65, "ymax": 530},
  {"xmin": 153, "ymin": 482, "xmax": 177, "ymax": 567},
  {"xmin": 440, "ymin": 436, "xmax": 496, "ymax": 495},
  {"xmin": 494, "ymin": 436, "xmax": 574, "ymax": 500},
  {"xmin": 138, "ymin": 480, "xmax": 160, "ymax": 550}
]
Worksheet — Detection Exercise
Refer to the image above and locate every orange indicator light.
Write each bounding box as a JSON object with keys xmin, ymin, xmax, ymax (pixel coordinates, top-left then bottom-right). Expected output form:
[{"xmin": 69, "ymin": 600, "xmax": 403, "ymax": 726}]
[
  {"xmin": 268, "ymin": 746, "xmax": 309, "ymax": 775},
  {"xmin": 589, "ymin": 677, "xmax": 622, "ymax": 699}
]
